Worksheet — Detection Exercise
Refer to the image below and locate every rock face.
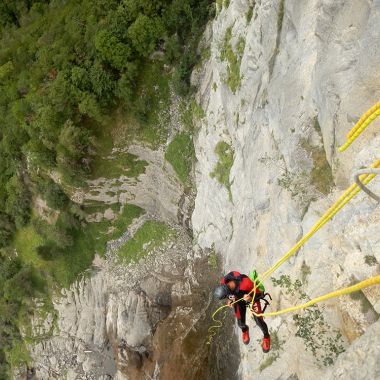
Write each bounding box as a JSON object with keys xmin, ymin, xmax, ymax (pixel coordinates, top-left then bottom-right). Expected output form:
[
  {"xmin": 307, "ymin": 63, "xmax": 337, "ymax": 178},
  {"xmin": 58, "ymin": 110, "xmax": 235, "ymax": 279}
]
[
  {"xmin": 192, "ymin": 0, "xmax": 380, "ymax": 379},
  {"xmin": 25, "ymin": 1, "xmax": 380, "ymax": 379},
  {"xmin": 27, "ymin": 223, "xmax": 225, "ymax": 379}
]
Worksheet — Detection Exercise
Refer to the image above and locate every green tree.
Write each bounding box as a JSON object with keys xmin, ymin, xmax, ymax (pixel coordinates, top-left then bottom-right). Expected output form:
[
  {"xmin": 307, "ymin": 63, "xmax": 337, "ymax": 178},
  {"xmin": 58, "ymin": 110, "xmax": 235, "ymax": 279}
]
[
  {"xmin": 95, "ymin": 29, "xmax": 132, "ymax": 70},
  {"xmin": 127, "ymin": 14, "xmax": 164, "ymax": 57},
  {"xmin": 89, "ymin": 62, "xmax": 116, "ymax": 102},
  {"xmin": 116, "ymin": 64, "xmax": 138, "ymax": 102},
  {"xmin": 56, "ymin": 120, "xmax": 91, "ymax": 177},
  {"xmin": 5, "ymin": 174, "xmax": 31, "ymax": 228},
  {"xmin": 78, "ymin": 92, "xmax": 102, "ymax": 121},
  {"xmin": 0, "ymin": 212, "xmax": 14, "ymax": 248}
]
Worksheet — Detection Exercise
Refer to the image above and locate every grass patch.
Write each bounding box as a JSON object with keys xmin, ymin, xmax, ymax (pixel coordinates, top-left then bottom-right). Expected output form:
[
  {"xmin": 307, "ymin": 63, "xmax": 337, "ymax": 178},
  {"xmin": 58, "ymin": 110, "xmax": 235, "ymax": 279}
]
[
  {"xmin": 88, "ymin": 110, "xmax": 148, "ymax": 181},
  {"xmin": 127, "ymin": 61, "xmax": 171, "ymax": 148},
  {"xmin": 246, "ymin": 2, "xmax": 255, "ymax": 23},
  {"xmin": 210, "ymin": 141, "xmax": 234, "ymax": 200},
  {"xmin": 13, "ymin": 226, "xmax": 44, "ymax": 269},
  {"xmin": 90, "ymin": 151, "xmax": 147, "ymax": 180},
  {"xmin": 13, "ymin": 204, "xmax": 143, "ymax": 288},
  {"xmin": 117, "ymin": 221, "xmax": 174, "ymax": 263},
  {"xmin": 259, "ymin": 355, "xmax": 277, "ymax": 372},
  {"xmin": 5, "ymin": 341, "xmax": 30, "ymax": 375},
  {"xmin": 300, "ymin": 138, "xmax": 334, "ymax": 195},
  {"xmin": 84, "ymin": 202, "xmax": 121, "ymax": 215},
  {"xmin": 111, "ymin": 204, "xmax": 143, "ymax": 239},
  {"xmin": 208, "ymin": 251, "xmax": 219, "ymax": 270},
  {"xmin": 220, "ymin": 27, "xmax": 245, "ymax": 93},
  {"xmin": 181, "ymin": 99, "xmax": 205, "ymax": 133},
  {"xmin": 277, "ymin": 0, "xmax": 285, "ymax": 32},
  {"xmin": 165, "ymin": 133, "xmax": 195, "ymax": 185}
]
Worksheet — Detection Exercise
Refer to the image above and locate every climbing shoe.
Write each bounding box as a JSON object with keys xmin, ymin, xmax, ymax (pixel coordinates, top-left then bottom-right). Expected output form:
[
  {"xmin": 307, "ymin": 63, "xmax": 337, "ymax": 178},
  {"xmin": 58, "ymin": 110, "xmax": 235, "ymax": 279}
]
[
  {"xmin": 242, "ymin": 328, "xmax": 250, "ymax": 345},
  {"xmin": 262, "ymin": 336, "xmax": 270, "ymax": 353}
]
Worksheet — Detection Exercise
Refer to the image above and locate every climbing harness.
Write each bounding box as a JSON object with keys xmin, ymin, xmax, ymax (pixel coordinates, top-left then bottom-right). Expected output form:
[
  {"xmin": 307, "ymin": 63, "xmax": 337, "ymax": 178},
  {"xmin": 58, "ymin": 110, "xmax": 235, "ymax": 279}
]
[
  {"xmin": 207, "ymin": 102, "xmax": 380, "ymax": 345},
  {"xmin": 258, "ymin": 293, "xmax": 272, "ymax": 314}
]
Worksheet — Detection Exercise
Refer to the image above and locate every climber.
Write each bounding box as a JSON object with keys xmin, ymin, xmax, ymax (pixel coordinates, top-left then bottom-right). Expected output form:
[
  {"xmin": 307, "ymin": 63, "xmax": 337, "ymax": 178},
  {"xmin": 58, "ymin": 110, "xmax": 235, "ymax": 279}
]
[{"xmin": 214, "ymin": 271, "xmax": 271, "ymax": 352}]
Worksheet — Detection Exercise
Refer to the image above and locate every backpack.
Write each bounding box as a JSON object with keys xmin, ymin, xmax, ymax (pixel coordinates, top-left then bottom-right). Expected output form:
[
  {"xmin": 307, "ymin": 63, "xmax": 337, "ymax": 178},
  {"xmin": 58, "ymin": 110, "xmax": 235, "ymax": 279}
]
[{"xmin": 248, "ymin": 269, "xmax": 265, "ymax": 293}]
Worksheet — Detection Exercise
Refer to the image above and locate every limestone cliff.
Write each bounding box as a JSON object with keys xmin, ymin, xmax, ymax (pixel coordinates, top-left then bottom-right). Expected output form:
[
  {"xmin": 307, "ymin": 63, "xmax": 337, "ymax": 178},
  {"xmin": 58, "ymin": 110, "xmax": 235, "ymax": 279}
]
[
  {"xmin": 192, "ymin": 0, "xmax": 380, "ymax": 379},
  {"xmin": 23, "ymin": 1, "xmax": 380, "ymax": 379}
]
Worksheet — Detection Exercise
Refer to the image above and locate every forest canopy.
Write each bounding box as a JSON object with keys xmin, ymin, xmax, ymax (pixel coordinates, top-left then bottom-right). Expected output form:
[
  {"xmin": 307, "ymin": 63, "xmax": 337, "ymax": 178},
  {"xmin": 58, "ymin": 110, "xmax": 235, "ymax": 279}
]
[{"xmin": 0, "ymin": 0, "xmax": 213, "ymax": 376}]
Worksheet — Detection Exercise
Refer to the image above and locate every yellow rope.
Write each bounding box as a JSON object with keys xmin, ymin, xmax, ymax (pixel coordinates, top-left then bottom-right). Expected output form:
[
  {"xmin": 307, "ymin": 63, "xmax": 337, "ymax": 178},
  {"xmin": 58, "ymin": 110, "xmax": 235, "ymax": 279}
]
[
  {"xmin": 247, "ymin": 157, "xmax": 380, "ymax": 317},
  {"xmin": 254, "ymin": 275, "xmax": 380, "ymax": 318},
  {"xmin": 207, "ymin": 102, "xmax": 380, "ymax": 344},
  {"xmin": 259, "ymin": 158, "xmax": 380, "ymax": 283},
  {"xmin": 339, "ymin": 101, "xmax": 380, "ymax": 152}
]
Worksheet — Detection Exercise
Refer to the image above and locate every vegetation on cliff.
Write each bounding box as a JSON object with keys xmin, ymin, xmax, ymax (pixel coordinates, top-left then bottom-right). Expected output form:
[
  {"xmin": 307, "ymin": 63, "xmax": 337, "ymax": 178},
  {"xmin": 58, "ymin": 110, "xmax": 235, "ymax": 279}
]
[{"xmin": 0, "ymin": 0, "xmax": 213, "ymax": 375}]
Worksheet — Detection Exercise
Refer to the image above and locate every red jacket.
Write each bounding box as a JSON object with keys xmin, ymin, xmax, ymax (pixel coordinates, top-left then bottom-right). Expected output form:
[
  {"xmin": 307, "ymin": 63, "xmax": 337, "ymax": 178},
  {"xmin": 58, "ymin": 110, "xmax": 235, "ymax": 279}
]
[{"xmin": 220, "ymin": 271, "xmax": 261, "ymax": 299}]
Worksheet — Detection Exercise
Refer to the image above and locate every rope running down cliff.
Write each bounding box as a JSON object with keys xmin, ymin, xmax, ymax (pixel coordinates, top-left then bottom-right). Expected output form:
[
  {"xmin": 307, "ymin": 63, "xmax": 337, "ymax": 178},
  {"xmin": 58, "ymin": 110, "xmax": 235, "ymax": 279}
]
[{"xmin": 207, "ymin": 101, "xmax": 380, "ymax": 345}]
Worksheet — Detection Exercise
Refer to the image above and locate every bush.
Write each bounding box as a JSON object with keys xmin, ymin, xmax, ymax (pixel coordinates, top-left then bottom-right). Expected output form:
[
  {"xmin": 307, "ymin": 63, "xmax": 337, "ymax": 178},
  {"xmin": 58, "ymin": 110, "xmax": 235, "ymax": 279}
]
[
  {"xmin": 210, "ymin": 141, "xmax": 234, "ymax": 200},
  {"xmin": 5, "ymin": 175, "xmax": 31, "ymax": 229},
  {"xmin": 36, "ymin": 244, "xmax": 55, "ymax": 260},
  {"xmin": 0, "ymin": 213, "xmax": 14, "ymax": 248},
  {"xmin": 172, "ymin": 49, "xmax": 197, "ymax": 95},
  {"xmin": 165, "ymin": 133, "xmax": 194, "ymax": 184},
  {"xmin": 35, "ymin": 176, "xmax": 69, "ymax": 210}
]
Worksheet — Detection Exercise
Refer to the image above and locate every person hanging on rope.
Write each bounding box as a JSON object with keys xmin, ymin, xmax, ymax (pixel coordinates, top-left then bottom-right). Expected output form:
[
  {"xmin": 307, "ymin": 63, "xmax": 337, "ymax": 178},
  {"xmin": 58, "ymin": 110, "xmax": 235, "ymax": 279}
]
[{"xmin": 213, "ymin": 271, "xmax": 271, "ymax": 352}]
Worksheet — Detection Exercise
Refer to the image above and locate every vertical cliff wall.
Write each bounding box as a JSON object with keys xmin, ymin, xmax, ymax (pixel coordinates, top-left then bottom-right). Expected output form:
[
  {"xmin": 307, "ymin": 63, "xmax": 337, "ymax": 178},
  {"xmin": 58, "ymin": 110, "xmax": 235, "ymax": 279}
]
[{"xmin": 192, "ymin": 0, "xmax": 380, "ymax": 378}]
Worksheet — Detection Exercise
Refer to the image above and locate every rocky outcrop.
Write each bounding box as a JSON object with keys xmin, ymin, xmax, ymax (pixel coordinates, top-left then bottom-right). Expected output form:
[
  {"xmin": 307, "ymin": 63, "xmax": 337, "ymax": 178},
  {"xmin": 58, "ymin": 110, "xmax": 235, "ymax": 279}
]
[
  {"xmin": 27, "ymin": 223, "xmax": 225, "ymax": 379},
  {"xmin": 25, "ymin": 1, "xmax": 380, "ymax": 379},
  {"xmin": 192, "ymin": 0, "xmax": 380, "ymax": 379}
]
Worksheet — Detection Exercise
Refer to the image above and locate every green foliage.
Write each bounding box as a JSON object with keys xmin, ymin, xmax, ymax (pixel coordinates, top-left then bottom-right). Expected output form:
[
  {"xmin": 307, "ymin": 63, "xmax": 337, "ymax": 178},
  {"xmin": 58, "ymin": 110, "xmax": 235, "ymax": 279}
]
[
  {"xmin": 127, "ymin": 15, "xmax": 164, "ymax": 58},
  {"xmin": 165, "ymin": 133, "xmax": 195, "ymax": 185},
  {"xmin": 90, "ymin": 151, "xmax": 148, "ymax": 180},
  {"xmin": 0, "ymin": 0, "xmax": 214, "ymax": 372},
  {"xmin": 0, "ymin": 61, "xmax": 14, "ymax": 79},
  {"xmin": 0, "ymin": 212, "xmax": 14, "ymax": 248},
  {"xmin": 364, "ymin": 255, "xmax": 378, "ymax": 266},
  {"xmin": 35, "ymin": 177, "xmax": 69, "ymax": 210},
  {"xmin": 0, "ymin": 248, "xmax": 46, "ymax": 376},
  {"xmin": 167, "ymin": 0, "xmax": 215, "ymax": 95},
  {"xmin": 181, "ymin": 99, "xmax": 205, "ymax": 133},
  {"xmin": 210, "ymin": 141, "xmax": 234, "ymax": 200},
  {"xmin": 5, "ymin": 174, "xmax": 31, "ymax": 229},
  {"xmin": 277, "ymin": 0, "xmax": 285, "ymax": 32},
  {"xmin": 117, "ymin": 220, "xmax": 175, "ymax": 263},
  {"xmin": 220, "ymin": 27, "xmax": 245, "ymax": 93},
  {"xmin": 95, "ymin": 30, "xmax": 132, "ymax": 70},
  {"xmin": 272, "ymin": 275, "xmax": 346, "ymax": 366},
  {"xmin": 120, "ymin": 61, "xmax": 172, "ymax": 148},
  {"xmin": 300, "ymin": 138, "xmax": 334, "ymax": 195},
  {"xmin": 246, "ymin": 2, "xmax": 255, "ymax": 23},
  {"xmin": 208, "ymin": 252, "xmax": 219, "ymax": 270}
]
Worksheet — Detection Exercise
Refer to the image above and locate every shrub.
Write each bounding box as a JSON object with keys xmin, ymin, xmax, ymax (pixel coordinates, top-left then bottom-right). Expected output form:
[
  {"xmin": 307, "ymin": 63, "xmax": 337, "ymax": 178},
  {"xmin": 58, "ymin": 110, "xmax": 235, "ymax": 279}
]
[
  {"xmin": 165, "ymin": 133, "xmax": 195, "ymax": 185},
  {"xmin": 5, "ymin": 175, "xmax": 31, "ymax": 229},
  {"xmin": 210, "ymin": 141, "xmax": 234, "ymax": 200},
  {"xmin": 0, "ymin": 213, "xmax": 14, "ymax": 248}
]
